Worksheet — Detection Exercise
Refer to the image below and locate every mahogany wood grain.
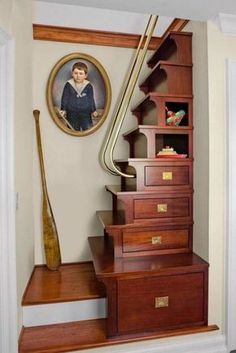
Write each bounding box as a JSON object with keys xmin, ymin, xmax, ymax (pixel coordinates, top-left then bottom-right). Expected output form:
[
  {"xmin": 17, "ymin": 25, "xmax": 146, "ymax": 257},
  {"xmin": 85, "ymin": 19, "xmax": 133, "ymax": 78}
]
[
  {"xmin": 97, "ymin": 211, "xmax": 193, "ymax": 257},
  {"xmin": 33, "ymin": 24, "xmax": 161, "ymax": 49},
  {"xmin": 22, "ymin": 262, "xmax": 105, "ymax": 305},
  {"xmin": 123, "ymin": 125, "xmax": 193, "ymax": 159},
  {"xmin": 89, "ymin": 237, "xmax": 209, "ymax": 337},
  {"xmin": 19, "ymin": 319, "xmax": 218, "ymax": 353},
  {"xmin": 128, "ymin": 159, "xmax": 193, "ymax": 192},
  {"xmin": 147, "ymin": 31, "xmax": 192, "ymax": 68},
  {"xmin": 89, "ymin": 236, "xmax": 208, "ymax": 279},
  {"xmin": 163, "ymin": 19, "xmax": 190, "ymax": 36},
  {"xmin": 96, "ymin": 210, "xmax": 125, "ymax": 227},
  {"xmin": 131, "ymin": 93, "xmax": 193, "ymax": 127},
  {"xmin": 118, "ymin": 272, "xmax": 206, "ymax": 333},
  {"xmin": 122, "ymin": 228, "xmax": 189, "ymax": 253},
  {"xmin": 134, "ymin": 196, "xmax": 190, "ymax": 219},
  {"xmin": 33, "ymin": 19, "xmax": 189, "ymax": 49},
  {"xmin": 140, "ymin": 62, "xmax": 193, "ymax": 95}
]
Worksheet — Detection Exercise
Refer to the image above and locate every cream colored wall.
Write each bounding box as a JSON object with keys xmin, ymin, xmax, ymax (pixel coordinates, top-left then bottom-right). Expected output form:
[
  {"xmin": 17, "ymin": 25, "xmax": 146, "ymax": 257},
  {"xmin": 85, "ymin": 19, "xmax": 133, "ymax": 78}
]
[
  {"xmin": 207, "ymin": 20, "xmax": 236, "ymax": 330},
  {"xmin": 33, "ymin": 40, "xmax": 139, "ymax": 263},
  {"xmin": 13, "ymin": 0, "xmax": 35, "ymax": 332},
  {"xmin": 183, "ymin": 19, "xmax": 235, "ymax": 332},
  {"xmin": 0, "ymin": 0, "xmax": 35, "ymax": 333},
  {"xmin": 184, "ymin": 21, "xmax": 209, "ymax": 260}
]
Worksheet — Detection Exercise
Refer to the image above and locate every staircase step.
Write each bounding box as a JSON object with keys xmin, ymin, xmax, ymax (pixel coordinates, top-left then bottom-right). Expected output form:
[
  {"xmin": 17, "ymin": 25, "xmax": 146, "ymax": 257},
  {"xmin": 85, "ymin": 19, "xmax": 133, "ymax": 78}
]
[
  {"xmin": 139, "ymin": 61, "xmax": 192, "ymax": 95},
  {"xmin": 19, "ymin": 318, "xmax": 218, "ymax": 353},
  {"xmin": 22, "ymin": 262, "xmax": 105, "ymax": 305},
  {"xmin": 147, "ymin": 31, "xmax": 192, "ymax": 68},
  {"xmin": 22, "ymin": 262, "xmax": 107, "ymax": 327}
]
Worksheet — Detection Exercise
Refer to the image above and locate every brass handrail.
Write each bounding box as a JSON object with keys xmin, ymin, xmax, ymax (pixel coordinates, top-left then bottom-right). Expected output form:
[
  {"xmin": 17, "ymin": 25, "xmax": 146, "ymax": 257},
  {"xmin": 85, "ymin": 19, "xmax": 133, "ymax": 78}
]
[{"xmin": 100, "ymin": 15, "xmax": 158, "ymax": 178}]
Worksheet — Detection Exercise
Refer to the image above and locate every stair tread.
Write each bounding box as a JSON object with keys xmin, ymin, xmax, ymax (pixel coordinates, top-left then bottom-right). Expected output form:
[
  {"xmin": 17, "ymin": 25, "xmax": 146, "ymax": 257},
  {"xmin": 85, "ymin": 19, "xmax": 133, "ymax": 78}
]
[
  {"xmin": 22, "ymin": 262, "xmax": 106, "ymax": 306},
  {"xmin": 147, "ymin": 30, "xmax": 192, "ymax": 67},
  {"xmin": 123, "ymin": 125, "xmax": 193, "ymax": 137},
  {"xmin": 88, "ymin": 236, "xmax": 208, "ymax": 278},
  {"xmin": 140, "ymin": 60, "xmax": 192, "ymax": 89},
  {"xmin": 105, "ymin": 184, "xmax": 193, "ymax": 195},
  {"xmin": 97, "ymin": 210, "xmax": 126, "ymax": 227},
  {"xmin": 131, "ymin": 92, "xmax": 193, "ymax": 113},
  {"xmin": 19, "ymin": 318, "xmax": 218, "ymax": 353}
]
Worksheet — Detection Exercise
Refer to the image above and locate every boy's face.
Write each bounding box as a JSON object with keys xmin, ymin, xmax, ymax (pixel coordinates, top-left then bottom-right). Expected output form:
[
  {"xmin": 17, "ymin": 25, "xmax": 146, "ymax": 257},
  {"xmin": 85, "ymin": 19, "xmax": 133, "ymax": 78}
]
[{"xmin": 72, "ymin": 68, "xmax": 87, "ymax": 84}]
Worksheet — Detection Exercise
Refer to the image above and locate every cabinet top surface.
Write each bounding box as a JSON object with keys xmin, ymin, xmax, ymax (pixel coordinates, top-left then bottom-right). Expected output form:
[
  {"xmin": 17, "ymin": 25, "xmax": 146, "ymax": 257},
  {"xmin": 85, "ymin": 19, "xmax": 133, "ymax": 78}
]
[{"xmin": 88, "ymin": 236, "xmax": 208, "ymax": 278}]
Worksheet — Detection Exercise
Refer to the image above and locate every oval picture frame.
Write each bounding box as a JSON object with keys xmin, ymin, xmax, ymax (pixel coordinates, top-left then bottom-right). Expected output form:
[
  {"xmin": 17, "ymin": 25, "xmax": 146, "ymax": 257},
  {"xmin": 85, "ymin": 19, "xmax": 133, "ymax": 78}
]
[{"xmin": 46, "ymin": 53, "xmax": 112, "ymax": 136}]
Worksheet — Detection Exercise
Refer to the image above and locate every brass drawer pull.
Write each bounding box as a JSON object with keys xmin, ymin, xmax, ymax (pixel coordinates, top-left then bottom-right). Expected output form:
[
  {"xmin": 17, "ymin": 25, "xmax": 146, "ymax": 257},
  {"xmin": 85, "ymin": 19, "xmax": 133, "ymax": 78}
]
[
  {"xmin": 162, "ymin": 172, "xmax": 172, "ymax": 180},
  {"xmin": 157, "ymin": 204, "xmax": 167, "ymax": 213},
  {"xmin": 155, "ymin": 296, "xmax": 169, "ymax": 308},
  {"xmin": 152, "ymin": 236, "xmax": 162, "ymax": 244}
]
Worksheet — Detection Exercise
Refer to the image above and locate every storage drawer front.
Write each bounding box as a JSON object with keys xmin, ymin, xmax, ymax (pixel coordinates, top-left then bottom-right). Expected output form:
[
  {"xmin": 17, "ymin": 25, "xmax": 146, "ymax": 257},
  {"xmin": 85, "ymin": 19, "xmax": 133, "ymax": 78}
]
[
  {"xmin": 118, "ymin": 272, "xmax": 205, "ymax": 333},
  {"xmin": 145, "ymin": 166, "xmax": 190, "ymax": 186},
  {"xmin": 134, "ymin": 197, "xmax": 190, "ymax": 219},
  {"xmin": 123, "ymin": 229, "xmax": 189, "ymax": 253}
]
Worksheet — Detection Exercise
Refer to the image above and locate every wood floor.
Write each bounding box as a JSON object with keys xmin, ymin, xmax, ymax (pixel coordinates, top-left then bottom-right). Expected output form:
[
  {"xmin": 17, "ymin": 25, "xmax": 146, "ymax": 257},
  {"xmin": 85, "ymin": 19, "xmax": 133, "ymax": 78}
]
[
  {"xmin": 19, "ymin": 261, "xmax": 218, "ymax": 353},
  {"xmin": 19, "ymin": 318, "xmax": 218, "ymax": 353}
]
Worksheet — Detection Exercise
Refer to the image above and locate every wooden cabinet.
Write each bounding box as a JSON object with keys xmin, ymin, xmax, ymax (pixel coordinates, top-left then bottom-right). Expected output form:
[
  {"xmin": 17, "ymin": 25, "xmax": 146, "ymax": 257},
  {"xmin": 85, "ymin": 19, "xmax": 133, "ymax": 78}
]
[
  {"xmin": 118, "ymin": 272, "xmax": 207, "ymax": 334},
  {"xmin": 89, "ymin": 30, "xmax": 210, "ymax": 339}
]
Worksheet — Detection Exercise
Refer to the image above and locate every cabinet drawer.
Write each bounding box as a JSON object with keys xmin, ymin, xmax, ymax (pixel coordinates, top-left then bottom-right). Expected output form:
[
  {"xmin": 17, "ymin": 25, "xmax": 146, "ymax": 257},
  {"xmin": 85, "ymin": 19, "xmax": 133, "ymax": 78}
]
[
  {"xmin": 134, "ymin": 197, "xmax": 190, "ymax": 219},
  {"xmin": 118, "ymin": 272, "xmax": 206, "ymax": 333},
  {"xmin": 145, "ymin": 166, "xmax": 190, "ymax": 186},
  {"xmin": 122, "ymin": 229, "xmax": 189, "ymax": 253}
]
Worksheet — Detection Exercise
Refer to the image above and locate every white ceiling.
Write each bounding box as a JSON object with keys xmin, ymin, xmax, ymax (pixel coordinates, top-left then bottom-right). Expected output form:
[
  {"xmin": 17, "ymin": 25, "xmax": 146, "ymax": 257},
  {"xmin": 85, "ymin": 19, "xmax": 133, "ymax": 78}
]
[{"xmin": 36, "ymin": 0, "xmax": 236, "ymax": 21}]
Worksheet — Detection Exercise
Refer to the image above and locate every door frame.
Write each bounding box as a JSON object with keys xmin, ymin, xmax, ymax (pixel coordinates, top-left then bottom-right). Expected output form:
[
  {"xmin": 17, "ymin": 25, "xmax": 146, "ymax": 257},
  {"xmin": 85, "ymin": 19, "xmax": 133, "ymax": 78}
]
[
  {"xmin": 0, "ymin": 28, "xmax": 17, "ymax": 353},
  {"xmin": 226, "ymin": 59, "xmax": 236, "ymax": 352}
]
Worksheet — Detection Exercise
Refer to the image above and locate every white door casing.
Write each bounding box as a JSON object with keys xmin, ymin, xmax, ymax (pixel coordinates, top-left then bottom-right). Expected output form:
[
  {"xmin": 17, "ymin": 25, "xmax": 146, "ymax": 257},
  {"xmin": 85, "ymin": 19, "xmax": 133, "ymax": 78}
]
[
  {"xmin": 0, "ymin": 28, "xmax": 17, "ymax": 353},
  {"xmin": 226, "ymin": 59, "xmax": 236, "ymax": 352}
]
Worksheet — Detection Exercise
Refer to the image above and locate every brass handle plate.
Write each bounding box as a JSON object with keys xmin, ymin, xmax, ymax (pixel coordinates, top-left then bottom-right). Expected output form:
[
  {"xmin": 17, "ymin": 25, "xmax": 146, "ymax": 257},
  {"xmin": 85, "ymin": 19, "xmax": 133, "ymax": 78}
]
[
  {"xmin": 157, "ymin": 204, "xmax": 167, "ymax": 213},
  {"xmin": 162, "ymin": 172, "xmax": 172, "ymax": 180},
  {"xmin": 152, "ymin": 236, "xmax": 162, "ymax": 244},
  {"xmin": 155, "ymin": 296, "xmax": 169, "ymax": 308}
]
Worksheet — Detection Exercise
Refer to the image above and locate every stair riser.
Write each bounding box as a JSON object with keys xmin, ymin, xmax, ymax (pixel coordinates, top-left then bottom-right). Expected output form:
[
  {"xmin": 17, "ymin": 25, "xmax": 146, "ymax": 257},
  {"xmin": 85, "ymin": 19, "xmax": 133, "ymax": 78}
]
[{"xmin": 23, "ymin": 298, "xmax": 106, "ymax": 327}]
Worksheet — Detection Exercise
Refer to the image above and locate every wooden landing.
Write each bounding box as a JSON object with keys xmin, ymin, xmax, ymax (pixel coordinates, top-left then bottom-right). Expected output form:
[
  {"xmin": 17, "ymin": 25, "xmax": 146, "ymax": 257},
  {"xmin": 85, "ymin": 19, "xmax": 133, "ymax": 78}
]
[
  {"xmin": 22, "ymin": 262, "xmax": 106, "ymax": 305},
  {"xmin": 19, "ymin": 319, "xmax": 218, "ymax": 353}
]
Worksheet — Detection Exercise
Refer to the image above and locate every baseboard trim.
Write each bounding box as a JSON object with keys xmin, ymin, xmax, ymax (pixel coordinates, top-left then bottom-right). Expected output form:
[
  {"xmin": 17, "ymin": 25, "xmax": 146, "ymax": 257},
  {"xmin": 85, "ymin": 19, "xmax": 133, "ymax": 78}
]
[{"xmin": 68, "ymin": 331, "xmax": 227, "ymax": 353}]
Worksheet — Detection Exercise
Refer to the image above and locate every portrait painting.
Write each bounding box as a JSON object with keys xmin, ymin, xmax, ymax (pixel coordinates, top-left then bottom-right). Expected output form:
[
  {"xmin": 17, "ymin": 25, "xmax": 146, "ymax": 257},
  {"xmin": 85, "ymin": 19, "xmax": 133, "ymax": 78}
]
[{"xmin": 46, "ymin": 53, "xmax": 111, "ymax": 136}]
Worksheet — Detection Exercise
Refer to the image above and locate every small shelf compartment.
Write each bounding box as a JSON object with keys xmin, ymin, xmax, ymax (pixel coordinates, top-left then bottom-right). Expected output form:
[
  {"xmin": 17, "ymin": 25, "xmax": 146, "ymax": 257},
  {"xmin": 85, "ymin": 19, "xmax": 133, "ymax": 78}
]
[
  {"xmin": 124, "ymin": 127, "xmax": 193, "ymax": 159},
  {"xmin": 156, "ymin": 133, "xmax": 190, "ymax": 157},
  {"xmin": 132, "ymin": 93, "xmax": 193, "ymax": 127}
]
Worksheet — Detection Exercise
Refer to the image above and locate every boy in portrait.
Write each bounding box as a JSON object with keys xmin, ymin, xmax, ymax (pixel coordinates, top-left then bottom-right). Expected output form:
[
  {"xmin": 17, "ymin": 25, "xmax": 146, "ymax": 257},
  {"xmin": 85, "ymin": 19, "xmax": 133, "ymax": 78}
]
[{"xmin": 60, "ymin": 62, "xmax": 98, "ymax": 131}]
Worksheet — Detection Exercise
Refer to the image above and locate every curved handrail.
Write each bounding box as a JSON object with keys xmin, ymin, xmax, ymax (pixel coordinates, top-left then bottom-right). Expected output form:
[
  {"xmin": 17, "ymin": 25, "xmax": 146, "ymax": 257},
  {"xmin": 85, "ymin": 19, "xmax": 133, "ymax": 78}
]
[{"xmin": 100, "ymin": 15, "xmax": 158, "ymax": 178}]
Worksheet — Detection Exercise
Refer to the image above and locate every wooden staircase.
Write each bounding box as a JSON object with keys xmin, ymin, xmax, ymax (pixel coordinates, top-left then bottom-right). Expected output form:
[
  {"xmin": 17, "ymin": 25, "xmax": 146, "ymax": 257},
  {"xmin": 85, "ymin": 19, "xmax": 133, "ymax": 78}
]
[
  {"xmin": 19, "ymin": 30, "xmax": 218, "ymax": 353},
  {"xmin": 88, "ymin": 30, "xmax": 217, "ymax": 339}
]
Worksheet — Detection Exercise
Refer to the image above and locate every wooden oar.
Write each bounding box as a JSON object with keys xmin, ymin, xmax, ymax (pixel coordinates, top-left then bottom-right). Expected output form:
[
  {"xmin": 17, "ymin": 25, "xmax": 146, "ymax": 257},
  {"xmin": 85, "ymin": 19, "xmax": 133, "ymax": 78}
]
[{"xmin": 33, "ymin": 109, "xmax": 61, "ymax": 270}]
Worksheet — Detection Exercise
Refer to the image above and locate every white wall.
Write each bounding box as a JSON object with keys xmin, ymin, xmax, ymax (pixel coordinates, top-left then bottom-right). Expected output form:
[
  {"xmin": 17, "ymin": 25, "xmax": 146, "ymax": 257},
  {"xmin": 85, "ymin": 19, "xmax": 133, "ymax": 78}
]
[{"xmin": 34, "ymin": 0, "xmax": 173, "ymax": 36}]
